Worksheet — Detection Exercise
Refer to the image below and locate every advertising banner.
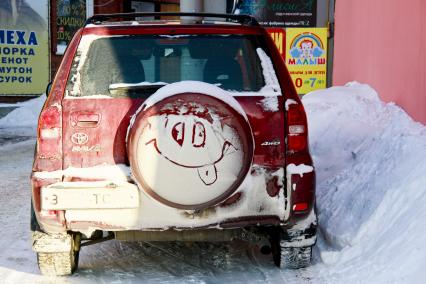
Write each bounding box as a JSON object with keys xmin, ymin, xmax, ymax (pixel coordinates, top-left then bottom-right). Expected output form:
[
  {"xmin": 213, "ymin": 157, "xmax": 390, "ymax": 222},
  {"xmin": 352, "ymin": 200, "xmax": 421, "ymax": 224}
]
[
  {"xmin": 0, "ymin": 0, "xmax": 49, "ymax": 95},
  {"xmin": 56, "ymin": 0, "xmax": 86, "ymax": 54},
  {"xmin": 234, "ymin": 0, "xmax": 317, "ymax": 27},
  {"xmin": 267, "ymin": 27, "xmax": 286, "ymax": 61},
  {"xmin": 285, "ymin": 28, "xmax": 327, "ymax": 94}
]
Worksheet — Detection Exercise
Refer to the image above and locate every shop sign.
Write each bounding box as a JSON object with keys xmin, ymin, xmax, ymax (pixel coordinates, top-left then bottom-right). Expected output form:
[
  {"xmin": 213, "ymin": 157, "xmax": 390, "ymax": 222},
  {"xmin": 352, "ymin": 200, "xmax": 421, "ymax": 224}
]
[
  {"xmin": 0, "ymin": 0, "xmax": 49, "ymax": 95},
  {"xmin": 267, "ymin": 28, "xmax": 286, "ymax": 60},
  {"xmin": 56, "ymin": 0, "xmax": 86, "ymax": 53},
  {"xmin": 285, "ymin": 28, "xmax": 327, "ymax": 94},
  {"xmin": 234, "ymin": 0, "xmax": 317, "ymax": 27}
]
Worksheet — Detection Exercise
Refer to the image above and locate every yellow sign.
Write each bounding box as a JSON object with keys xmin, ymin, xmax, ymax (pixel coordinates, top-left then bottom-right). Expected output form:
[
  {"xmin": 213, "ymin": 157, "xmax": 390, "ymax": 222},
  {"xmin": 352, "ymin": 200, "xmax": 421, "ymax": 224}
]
[
  {"xmin": 285, "ymin": 28, "xmax": 327, "ymax": 94},
  {"xmin": 267, "ymin": 27, "xmax": 286, "ymax": 60},
  {"xmin": 0, "ymin": 1, "xmax": 49, "ymax": 95}
]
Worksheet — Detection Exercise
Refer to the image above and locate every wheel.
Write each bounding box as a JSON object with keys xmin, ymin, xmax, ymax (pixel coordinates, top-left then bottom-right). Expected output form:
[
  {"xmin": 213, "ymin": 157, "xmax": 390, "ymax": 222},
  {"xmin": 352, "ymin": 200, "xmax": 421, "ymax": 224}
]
[
  {"xmin": 280, "ymin": 245, "xmax": 312, "ymax": 269},
  {"xmin": 37, "ymin": 250, "xmax": 79, "ymax": 276},
  {"xmin": 36, "ymin": 233, "xmax": 81, "ymax": 276}
]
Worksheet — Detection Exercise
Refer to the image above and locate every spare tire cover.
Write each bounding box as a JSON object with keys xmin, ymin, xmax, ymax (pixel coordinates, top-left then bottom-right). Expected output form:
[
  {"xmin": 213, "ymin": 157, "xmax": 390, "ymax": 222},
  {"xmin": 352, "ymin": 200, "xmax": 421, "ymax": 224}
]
[{"xmin": 127, "ymin": 85, "xmax": 253, "ymax": 210}]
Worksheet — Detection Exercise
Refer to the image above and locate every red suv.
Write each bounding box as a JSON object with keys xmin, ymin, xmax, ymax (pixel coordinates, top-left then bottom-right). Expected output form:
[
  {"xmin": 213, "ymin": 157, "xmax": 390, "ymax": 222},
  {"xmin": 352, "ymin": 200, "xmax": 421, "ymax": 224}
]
[{"xmin": 31, "ymin": 13, "xmax": 316, "ymax": 276}]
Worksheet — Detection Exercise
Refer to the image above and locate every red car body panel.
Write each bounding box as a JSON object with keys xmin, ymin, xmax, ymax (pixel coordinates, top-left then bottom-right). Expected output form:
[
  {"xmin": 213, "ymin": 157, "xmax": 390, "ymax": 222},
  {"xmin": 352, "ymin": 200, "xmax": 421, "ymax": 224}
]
[{"xmin": 31, "ymin": 22, "xmax": 315, "ymax": 233}]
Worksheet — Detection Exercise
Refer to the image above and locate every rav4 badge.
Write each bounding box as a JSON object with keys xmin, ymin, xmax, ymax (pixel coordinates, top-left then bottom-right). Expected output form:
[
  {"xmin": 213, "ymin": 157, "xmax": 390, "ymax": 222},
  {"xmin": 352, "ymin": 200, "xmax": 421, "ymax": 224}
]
[{"xmin": 71, "ymin": 132, "xmax": 101, "ymax": 153}]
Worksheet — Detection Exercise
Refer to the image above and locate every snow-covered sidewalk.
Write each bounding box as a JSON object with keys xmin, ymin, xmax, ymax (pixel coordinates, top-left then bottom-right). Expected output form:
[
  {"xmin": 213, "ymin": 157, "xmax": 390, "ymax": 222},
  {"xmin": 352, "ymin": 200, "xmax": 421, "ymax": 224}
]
[
  {"xmin": 0, "ymin": 83, "xmax": 425, "ymax": 283},
  {"xmin": 0, "ymin": 95, "xmax": 46, "ymax": 146}
]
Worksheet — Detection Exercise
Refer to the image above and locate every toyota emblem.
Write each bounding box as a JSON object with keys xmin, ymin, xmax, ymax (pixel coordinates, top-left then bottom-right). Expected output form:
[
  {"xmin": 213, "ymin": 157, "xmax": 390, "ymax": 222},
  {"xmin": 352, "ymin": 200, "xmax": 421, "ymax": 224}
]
[{"xmin": 71, "ymin": 132, "xmax": 89, "ymax": 145}]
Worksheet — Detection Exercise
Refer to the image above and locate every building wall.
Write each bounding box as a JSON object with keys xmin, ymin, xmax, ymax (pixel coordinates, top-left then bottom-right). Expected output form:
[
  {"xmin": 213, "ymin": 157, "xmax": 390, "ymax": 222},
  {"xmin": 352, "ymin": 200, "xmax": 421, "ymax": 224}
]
[
  {"xmin": 94, "ymin": 0, "xmax": 124, "ymax": 14},
  {"xmin": 333, "ymin": 0, "xmax": 426, "ymax": 124}
]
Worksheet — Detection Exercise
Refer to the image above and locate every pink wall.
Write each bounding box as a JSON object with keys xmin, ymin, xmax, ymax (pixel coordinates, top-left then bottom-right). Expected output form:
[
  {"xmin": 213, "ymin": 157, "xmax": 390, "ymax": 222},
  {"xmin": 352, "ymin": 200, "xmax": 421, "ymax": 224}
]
[{"xmin": 333, "ymin": 0, "xmax": 426, "ymax": 124}]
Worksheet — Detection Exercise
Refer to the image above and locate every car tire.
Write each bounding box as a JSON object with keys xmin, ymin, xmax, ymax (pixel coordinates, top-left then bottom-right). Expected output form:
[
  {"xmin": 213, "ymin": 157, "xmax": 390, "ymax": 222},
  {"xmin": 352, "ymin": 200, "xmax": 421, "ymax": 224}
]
[
  {"xmin": 269, "ymin": 228, "xmax": 313, "ymax": 269},
  {"xmin": 36, "ymin": 233, "xmax": 80, "ymax": 276},
  {"xmin": 37, "ymin": 250, "xmax": 79, "ymax": 276}
]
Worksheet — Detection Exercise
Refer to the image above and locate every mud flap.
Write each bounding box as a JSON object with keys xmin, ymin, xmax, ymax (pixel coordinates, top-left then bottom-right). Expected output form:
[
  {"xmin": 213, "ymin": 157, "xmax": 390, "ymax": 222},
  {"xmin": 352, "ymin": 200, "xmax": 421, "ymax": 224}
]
[
  {"xmin": 30, "ymin": 201, "xmax": 41, "ymax": 232},
  {"xmin": 280, "ymin": 222, "xmax": 317, "ymax": 248}
]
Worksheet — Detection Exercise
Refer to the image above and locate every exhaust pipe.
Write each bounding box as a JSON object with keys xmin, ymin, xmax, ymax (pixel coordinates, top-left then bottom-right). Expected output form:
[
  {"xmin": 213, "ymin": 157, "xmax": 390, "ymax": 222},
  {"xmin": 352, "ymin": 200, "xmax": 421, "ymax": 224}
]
[{"xmin": 260, "ymin": 245, "xmax": 272, "ymax": 255}]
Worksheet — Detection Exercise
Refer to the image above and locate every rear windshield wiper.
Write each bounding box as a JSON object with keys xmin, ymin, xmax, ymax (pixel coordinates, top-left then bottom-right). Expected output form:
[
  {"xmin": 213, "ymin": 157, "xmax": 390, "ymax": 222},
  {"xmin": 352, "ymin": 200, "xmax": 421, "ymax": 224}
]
[{"xmin": 109, "ymin": 82, "xmax": 167, "ymax": 95}]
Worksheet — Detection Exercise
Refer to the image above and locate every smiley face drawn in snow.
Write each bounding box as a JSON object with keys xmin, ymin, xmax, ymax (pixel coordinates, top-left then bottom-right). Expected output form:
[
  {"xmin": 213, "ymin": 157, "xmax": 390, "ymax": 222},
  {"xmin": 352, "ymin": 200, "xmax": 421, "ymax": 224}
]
[
  {"xmin": 129, "ymin": 94, "xmax": 253, "ymax": 208},
  {"xmin": 142, "ymin": 114, "xmax": 238, "ymax": 186}
]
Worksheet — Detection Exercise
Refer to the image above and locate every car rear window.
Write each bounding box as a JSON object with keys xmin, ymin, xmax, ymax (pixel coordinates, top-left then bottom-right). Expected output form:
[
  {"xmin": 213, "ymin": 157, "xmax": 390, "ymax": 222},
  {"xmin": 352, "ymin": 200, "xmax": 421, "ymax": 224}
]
[{"xmin": 66, "ymin": 34, "xmax": 272, "ymax": 98}]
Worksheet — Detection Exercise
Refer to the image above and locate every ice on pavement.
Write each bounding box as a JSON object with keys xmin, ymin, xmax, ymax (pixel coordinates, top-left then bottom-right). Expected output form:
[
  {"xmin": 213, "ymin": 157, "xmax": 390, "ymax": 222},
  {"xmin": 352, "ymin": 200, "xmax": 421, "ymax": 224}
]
[{"xmin": 0, "ymin": 82, "xmax": 425, "ymax": 283}]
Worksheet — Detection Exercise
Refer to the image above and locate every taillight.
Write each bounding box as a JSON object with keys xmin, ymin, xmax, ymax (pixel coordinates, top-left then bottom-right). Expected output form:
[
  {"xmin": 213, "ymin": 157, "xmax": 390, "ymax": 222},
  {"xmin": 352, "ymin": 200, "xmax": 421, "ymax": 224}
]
[
  {"xmin": 40, "ymin": 128, "xmax": 60, "ymax": 139},
  {"xmin": 293, "ymin": 202, "xmax": 308, "ymax": 212},
  {"xmin": 287, "ymin": 104, "xmax": 308, "ymax": 153},
  {"xmin": 286, "ymin": 102, "xmax": 315, "ymax": 218},
  {"xmin": 36, "ymin": 105, "xmax": 62, "ymax": 170},
  {"xmin": 39, "ymin": 106, "xmax": 61, "ymax": 139}
]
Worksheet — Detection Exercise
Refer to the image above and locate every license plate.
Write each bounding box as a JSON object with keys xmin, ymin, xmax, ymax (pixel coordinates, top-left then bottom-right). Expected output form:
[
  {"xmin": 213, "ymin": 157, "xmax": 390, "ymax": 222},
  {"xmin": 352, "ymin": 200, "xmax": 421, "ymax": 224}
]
[{"xmin": 41, "ymin": 182, "xmax": 139, "ymax": 210}]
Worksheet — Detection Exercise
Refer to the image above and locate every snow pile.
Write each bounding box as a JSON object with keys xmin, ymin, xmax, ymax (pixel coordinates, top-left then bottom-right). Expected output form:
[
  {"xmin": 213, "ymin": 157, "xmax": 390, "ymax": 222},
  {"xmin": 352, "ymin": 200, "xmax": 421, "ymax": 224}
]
[
  {"xmin": 303, "ymin": 82, "xmax": 426, "ymax": 282},
  {"xmin": 0, "ymin": 94, "xmax": 45, "ymax": 131}
]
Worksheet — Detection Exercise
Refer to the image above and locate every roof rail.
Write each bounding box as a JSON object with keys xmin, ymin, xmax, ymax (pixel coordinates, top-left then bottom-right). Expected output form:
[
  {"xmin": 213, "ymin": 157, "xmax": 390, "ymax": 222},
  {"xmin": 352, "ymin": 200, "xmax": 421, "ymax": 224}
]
[{"xmin": 84, "ymin": 12, "xmax": 259, "ymax": 27}]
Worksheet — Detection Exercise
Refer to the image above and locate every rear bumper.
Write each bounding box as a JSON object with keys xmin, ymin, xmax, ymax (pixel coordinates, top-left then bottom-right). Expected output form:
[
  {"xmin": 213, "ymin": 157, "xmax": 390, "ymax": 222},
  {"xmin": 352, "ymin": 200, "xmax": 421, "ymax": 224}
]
[
  {"xmin": 33, "ymin": 167, "xmax": 289, "ymax": 237},
  {"xmin": 32, "ymin": 163, "xmax": 315, "ymax": 243}
]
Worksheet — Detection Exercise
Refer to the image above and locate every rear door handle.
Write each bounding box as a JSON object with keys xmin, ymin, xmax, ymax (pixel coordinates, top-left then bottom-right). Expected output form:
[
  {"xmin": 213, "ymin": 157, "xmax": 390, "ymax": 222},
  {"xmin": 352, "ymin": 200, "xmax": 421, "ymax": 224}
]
[{"xmin": 70, "ymin": 112, "xmax": 100, "ymax": 128}]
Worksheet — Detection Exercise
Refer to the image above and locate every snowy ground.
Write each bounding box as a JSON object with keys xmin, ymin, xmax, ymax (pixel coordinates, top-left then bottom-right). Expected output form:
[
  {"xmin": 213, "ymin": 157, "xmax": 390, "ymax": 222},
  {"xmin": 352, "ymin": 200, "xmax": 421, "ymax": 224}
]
[{"xmin": 0, "ymin": 82, "xmax": 425, "ymax": 283}]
